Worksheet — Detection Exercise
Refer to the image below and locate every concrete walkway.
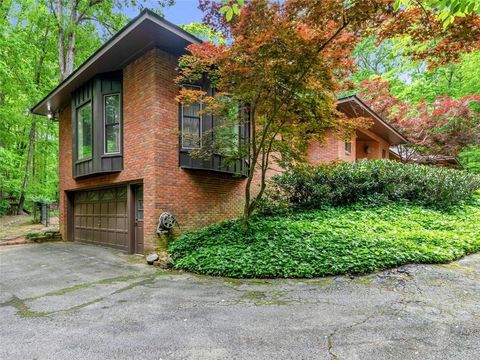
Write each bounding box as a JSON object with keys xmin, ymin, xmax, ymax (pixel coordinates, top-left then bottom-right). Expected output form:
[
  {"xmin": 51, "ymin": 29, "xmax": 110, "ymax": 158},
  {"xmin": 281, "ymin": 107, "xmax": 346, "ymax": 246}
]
[{"xmin": 0, "ymin": 242, "xmax": 479, "ymax": 360}]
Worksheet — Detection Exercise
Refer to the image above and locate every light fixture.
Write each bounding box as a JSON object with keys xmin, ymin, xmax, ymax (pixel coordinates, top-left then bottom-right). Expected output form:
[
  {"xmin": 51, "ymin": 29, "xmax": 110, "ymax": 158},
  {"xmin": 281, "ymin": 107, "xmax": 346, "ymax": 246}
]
[
  {"xmin": 47, "ymin": 111, "xmax": 58, "ymax": 121},
  {"xmin": 364, "ymin": 146, "xmax": 373, "ymax": 154}
]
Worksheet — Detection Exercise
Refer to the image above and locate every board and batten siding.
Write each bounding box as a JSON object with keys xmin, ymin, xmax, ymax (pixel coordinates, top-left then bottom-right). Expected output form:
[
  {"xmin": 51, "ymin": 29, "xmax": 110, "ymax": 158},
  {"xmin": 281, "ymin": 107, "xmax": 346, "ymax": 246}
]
[{"xmin": 71, "ymin": 72, "xmax": 123, "ymax": 178}]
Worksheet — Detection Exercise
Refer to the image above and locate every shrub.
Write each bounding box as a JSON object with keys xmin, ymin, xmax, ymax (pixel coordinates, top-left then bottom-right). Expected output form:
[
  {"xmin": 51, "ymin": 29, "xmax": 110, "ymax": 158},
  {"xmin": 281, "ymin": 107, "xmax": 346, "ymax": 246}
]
[
  {"xmin": 459, "ymin": 146, "xmax": 480, "ymax": 174},
  {"xmin": 266, "ymin": 160, "xmax": 480, "ymax": 210},
  {"xmin": 169, "ymin": 200, "xmax": 480, "ymax": 278}
]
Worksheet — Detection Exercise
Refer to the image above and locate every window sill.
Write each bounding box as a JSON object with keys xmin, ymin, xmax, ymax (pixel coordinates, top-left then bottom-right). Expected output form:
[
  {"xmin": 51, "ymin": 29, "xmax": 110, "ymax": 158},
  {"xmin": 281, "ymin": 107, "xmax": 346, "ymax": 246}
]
[
  {"xmin": 73, "ymin": 168, "xmax": 122, "ymax": 179},
  {"xmin": 101, "ymin": 153, "xmax": 122, "ymax": 158},
  {"xmin": 75, "ymin": 157, "xmax": 93, "ymax": 165},
  {"xmin": 180, "ymin": 165, "xmax": 246, "ymax": 177}
]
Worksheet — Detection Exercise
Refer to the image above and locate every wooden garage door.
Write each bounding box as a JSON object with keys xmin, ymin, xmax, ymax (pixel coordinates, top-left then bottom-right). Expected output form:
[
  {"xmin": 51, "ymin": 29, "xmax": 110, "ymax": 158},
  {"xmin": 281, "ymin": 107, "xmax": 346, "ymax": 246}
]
[{"xmin": 73, "ymin": 187, "xmax": 128, "ymax": 251}]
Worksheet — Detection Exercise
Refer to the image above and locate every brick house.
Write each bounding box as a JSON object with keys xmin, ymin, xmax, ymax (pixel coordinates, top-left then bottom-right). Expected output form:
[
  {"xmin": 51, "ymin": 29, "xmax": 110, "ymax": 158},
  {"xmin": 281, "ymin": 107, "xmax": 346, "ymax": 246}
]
[
  {"xmin": 308, "ymin": 96, "xmax": 408, "ymax": 165},
  {"xmin": 32, "ymin": 10, "xmax": 408, "ymax": 254}
]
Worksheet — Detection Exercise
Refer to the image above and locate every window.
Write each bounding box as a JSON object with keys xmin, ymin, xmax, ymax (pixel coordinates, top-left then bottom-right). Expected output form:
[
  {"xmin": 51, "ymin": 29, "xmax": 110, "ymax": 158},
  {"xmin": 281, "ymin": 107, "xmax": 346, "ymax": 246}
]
[
  {"xmin": 216, "ymin": 100, "xmax": 240, "ymax": 155},
  {"xmin": 72, "ymin": 74, "xmax": 122, "ymax": 178},
  {"xmin": 181, "ymin": 85, "xmax": 202, "ymax": 149},
  {"xmin": 104, "ymin": 94, "xmax": 121, "ymax": 154},
  {"xmin": 77, "ymin": 102, "xmax": 93, "ymax": 160},
  {"xmin": 136, "ymin": 187, "xmax": 144, "ymax": 221},
  {"xmin": 382, "ymin": 149, "xmax": 387, "ymax": 158},
  {"xmin": 345, "ymin": 141, "xmax": 352, "ymax": 154}
]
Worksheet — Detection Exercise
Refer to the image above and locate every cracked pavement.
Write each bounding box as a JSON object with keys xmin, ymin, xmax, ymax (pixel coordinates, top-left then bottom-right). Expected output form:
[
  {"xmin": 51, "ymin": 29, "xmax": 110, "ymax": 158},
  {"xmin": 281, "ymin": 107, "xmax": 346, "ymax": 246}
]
[{"xmin": 0, "ymin": 243, "xmax": 479, "ymax": 360}]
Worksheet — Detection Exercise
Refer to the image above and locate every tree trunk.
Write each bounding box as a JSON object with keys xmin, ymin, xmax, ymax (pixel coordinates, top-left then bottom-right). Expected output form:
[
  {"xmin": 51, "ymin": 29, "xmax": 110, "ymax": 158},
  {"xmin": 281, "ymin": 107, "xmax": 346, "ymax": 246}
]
[
  {"xmin": 17, "ymin": 119, "xmax": 36, "ymax": 214},
  {"xmin": 17, "ymin": 26, "xmax": 49, "ymax": 214},
  {"xmin": 57, "ymin": 1, "xmax": 77, "ymax": 81},
  {"xmin": 58, "ymin": 27, "xmax": 66, "ymax": 81},
  {"xmin": 64, "ymin": 30, "xmax": 76, "ymax": 79},
  {"xmin": 242, "ymin": 173, "xmax": 253, "ymax": 231}
]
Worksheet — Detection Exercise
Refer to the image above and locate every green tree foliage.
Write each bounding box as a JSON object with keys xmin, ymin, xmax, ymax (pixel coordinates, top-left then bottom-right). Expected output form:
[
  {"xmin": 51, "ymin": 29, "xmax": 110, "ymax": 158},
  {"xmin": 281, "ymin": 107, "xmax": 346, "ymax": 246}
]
[
  {"xmin": 180, "ymin": 22, "xmax": 226, "ymax": 44},
  {"xmin": 0, "ymin": 0, "xmax": 60, "ymax": 213},
  {"xmin": 350, "ymin": 33, "xmax": 480, "ymax": 164},
  {"xmin": 352, "ymin": 37, "xmax": 480, "ymax": 104},
  {"xmin": 47, "ymin": 0, "xmax": 175, "ymax": 81},
  {"xmin": 0, "ymin": 0, "xmax": 174, "ymax": 215},
  {"xmin": 395, "ymin": 0, "xmax": 480, "ymax": 27},
  {"xmin": 459, "ymin": 146, "xmax": 480, "ymax": 173}
]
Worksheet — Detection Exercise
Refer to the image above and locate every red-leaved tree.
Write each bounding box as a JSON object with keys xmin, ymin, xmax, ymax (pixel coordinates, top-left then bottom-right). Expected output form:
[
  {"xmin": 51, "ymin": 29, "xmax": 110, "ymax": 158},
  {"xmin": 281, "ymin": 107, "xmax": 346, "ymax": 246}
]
[
  {"xmin": 358, "ymin": 78, "xmax": 480, "ymax": 157},
  {"xmin": 178, "ymin": 0, "xmax": 480, "ymax": 229}
]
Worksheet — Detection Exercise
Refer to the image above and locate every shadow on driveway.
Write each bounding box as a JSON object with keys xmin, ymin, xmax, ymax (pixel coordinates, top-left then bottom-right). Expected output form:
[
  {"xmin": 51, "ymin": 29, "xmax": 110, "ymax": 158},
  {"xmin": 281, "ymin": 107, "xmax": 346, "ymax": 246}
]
[{"xmin": 1, "ymin": 242, "xmax": 479, "ymax": 360}]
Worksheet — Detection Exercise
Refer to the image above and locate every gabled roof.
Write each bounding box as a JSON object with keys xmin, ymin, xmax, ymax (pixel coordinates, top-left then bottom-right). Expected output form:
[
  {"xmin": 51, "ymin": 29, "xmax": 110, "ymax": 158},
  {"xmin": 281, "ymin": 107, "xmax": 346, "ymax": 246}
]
[
  {"xmin": 337, "ymin": 95, "xmax": 409, "ymax": 145},
  {"xmin": 31, "ymin": 8, "xmax": 409, "ymax": 150},
  {"xmin": 31, "ymin": 9, "xmax": 201, "ymax": 116}
]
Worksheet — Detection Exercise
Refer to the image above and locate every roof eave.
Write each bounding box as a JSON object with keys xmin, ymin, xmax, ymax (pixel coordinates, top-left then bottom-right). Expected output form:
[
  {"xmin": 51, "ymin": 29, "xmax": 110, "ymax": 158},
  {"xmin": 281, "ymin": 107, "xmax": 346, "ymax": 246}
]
[
  {"xmin": 31, "ymin": 9, "xmax": 201, "ymax": 117},
  {"xmin": 337, "ymin": 95, "xmax": 409, "ymax": 145}
]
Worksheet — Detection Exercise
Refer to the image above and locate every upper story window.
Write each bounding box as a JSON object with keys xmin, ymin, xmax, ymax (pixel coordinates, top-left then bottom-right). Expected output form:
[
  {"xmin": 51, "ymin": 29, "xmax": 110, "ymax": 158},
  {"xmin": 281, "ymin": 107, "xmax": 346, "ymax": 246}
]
[
  {"xmin": 345, "ymin": 141, "xmax": 352, "ymax": 155},
  {"xmin": 216, "ymin": 101, "xmax": 240, "ymax": 156},
  {"xmin": 104, "ymin": 93, "xmax": 121, "ymax": 154},
  {"xmin": 72, "ymin": 72, "xmax": 123, "ymax": 178},
  {"xmin": 77, "ymin": 102, "xmax": 93, "ymax": 160},
  {"xmin": 181, "ymin": 84, "xmax": 202, "ymax": 150},
  {"xmin": 178, "ymin": 84, "xmax": 248, "ymax": 176}
]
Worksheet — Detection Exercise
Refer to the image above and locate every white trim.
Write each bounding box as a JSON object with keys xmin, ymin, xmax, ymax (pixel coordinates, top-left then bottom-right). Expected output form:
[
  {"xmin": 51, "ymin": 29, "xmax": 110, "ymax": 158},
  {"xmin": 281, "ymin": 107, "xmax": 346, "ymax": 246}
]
[
  {"xmin": 103, "ymin": 93, "xmax": 122, "ymax": 155},
  {"xmin": 345, "ymin": 141, "xmax": 352, "ymax": 155},
  {"xmin": 181, "ymin": 84, "xmax": 202, "ymax": 150}
]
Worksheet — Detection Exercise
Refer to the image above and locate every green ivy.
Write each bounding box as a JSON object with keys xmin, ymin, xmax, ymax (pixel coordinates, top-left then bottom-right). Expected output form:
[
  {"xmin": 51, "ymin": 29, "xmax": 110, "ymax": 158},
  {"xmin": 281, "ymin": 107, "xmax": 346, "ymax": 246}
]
[{"xmin": 169, "ymin": 199, "xmax": 480, "ymax": 278}]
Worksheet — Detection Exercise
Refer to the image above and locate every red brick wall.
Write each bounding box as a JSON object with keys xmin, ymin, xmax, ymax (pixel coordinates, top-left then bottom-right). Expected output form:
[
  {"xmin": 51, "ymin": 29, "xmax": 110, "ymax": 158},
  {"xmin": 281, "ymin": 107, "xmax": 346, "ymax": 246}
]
[
  {"xmin": 58, "ymin": 48, "xmax": 250, "ymax": 252},
  {"xmin": 355, "ymin": 129, "xmax": 390, "ymax": 161},
  {"xmin": 307, "ymin": 131, "xmax": 355, "ymax": 165},
  {"xmin": 58, "ymin": 47, "xmax": 392, "ymax": 253}
]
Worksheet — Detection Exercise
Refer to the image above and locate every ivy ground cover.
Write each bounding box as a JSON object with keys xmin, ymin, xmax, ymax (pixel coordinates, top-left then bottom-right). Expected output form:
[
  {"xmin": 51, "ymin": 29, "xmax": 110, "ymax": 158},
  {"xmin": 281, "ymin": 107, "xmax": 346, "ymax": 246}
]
[{"xmin": 169, "ymin": 199, "xmax": 480, "ymax": 278}]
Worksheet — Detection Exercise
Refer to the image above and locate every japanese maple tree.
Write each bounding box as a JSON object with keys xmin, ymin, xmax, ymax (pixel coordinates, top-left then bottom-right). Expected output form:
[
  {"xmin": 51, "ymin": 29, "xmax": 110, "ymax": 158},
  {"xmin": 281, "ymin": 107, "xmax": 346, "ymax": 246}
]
[
  {"xmin": 178, "ymin": 0, "xmax": 480, "ymax": 229},
  {"xmin": 358, "ymin": 78, "xmax": 480, "ymax": 157}
]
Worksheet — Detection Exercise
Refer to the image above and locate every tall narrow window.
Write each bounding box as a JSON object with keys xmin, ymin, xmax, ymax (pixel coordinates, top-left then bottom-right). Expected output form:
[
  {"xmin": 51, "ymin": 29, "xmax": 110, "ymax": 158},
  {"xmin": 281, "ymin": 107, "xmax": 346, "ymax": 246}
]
[
  {"xmin": 77, "ymin": 102, "xmax": 93, "ymax": 160},
  {"xmin": 181, "ymin": 85, "xmax": 202, "ymax": 149},
  {"xmin": 382, "ymin": 149, "xmax": 387, "ymax": 158},
  {"xmin": 216, "ymin": 101, "xmax": 240, "ymax": 156},
  {"xmin": 345, "ymin": 141, "xmax": 352, "ymax": 155},
  {"xmin": 104, "ymin": 93, "xmax": 121, "ymax": 154}
]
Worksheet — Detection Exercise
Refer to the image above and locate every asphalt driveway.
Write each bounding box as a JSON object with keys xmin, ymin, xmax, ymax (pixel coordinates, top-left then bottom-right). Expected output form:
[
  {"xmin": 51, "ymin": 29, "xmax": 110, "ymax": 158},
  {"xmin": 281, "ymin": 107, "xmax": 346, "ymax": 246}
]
[{"xmin": 0, "ymin": 242, "xmax": 479, "ymax": 360}]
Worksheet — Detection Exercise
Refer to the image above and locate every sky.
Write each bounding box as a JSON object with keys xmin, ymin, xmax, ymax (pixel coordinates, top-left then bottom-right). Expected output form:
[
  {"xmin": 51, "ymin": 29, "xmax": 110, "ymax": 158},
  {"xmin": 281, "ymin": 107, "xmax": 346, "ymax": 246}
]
[
  {"xmin": 125, "ymin": 0, "xmax": 204, "ymax": 26},
  {"xmin": 162, "ymin": 0, "xmax": 204, "ymax": 25}
]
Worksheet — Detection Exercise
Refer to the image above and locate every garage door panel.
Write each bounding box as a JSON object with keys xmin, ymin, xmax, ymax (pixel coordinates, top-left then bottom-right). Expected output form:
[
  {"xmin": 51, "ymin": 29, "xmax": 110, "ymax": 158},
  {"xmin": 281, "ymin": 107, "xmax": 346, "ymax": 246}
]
[
  {"xmin": 117, "ymin": 201, "xmax": 126, "ymax": 214},
  {"xmin": 108, "ymin": 216, "xmax": 116, "ymax": 229},
  {"xmin": 117, "ymin": 217, "xmax": 126, "ymax": 230},
  {"xmin": 86, "ymin": 214, "xmax": 92, "ymax": 228},
  {"xmin": 73, "ymin": 186, "xmax": 129, "ymax": 251},
  {"xmin": 117, "ymin": 187, "xmax": 127, "ymax": 199}
]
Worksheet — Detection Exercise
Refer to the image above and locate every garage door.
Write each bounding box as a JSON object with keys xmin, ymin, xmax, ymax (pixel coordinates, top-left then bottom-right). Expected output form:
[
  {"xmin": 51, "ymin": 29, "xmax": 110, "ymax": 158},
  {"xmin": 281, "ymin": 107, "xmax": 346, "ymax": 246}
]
[{"xmin": 73, "ymin": 187, "xmax": 129, "ymax": 251}]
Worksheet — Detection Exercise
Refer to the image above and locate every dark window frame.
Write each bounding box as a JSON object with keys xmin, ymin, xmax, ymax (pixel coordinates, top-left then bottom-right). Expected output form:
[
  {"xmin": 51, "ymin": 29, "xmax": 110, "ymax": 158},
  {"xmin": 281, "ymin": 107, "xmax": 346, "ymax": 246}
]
[
  {"xmin": 71, "ymin": 72, "xmax": 123, "ymax": 178},
  {"xmin": 212, "ymin": 94, "xmax": 242, "ymax": 157},
  {"xmin": 76, "ymin": 100, "xmax": 93, "ymax": 162},
  {"xmin": 103, "ymin": 92, "xmax": 122, "ymax": 155},
  {"xmin": 181, "ymin": 84, "xmax": 202, "ymax": 150}
]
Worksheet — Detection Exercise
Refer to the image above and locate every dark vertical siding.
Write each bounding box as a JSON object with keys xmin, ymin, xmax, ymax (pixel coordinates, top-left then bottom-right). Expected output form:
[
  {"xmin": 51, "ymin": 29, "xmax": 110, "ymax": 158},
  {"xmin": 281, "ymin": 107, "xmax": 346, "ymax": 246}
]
[
  {"xmin": 72, "ymin": 72, "xmax": 123, "ymax": 178},
  {"xmin": 178, "ymin": 81, "xmax": 249, "ymax": 177}
]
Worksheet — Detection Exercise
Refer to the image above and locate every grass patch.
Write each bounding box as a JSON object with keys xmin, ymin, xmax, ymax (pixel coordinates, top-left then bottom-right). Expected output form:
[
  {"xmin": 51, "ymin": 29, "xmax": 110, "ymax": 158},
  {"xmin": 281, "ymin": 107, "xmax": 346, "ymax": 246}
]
[{"xmin": 169, "ymin": 199, "xmax": 480, "ymax": 278}]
